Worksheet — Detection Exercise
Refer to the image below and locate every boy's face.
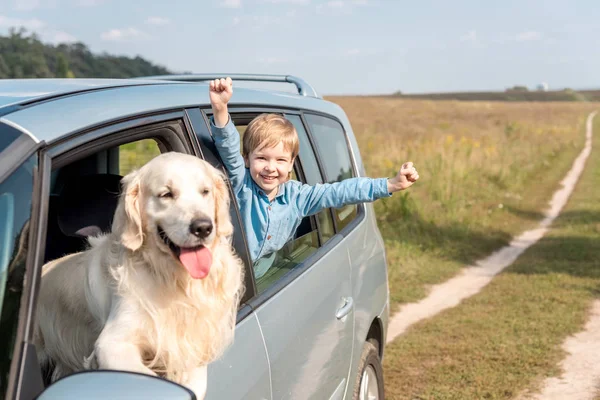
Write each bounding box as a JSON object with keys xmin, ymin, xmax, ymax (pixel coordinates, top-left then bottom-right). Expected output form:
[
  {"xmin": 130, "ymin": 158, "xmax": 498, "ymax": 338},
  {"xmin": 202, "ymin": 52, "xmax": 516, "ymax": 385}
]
[{"xmin": 245, "ymin": 142, "xmax": 294, "ymax": 199}]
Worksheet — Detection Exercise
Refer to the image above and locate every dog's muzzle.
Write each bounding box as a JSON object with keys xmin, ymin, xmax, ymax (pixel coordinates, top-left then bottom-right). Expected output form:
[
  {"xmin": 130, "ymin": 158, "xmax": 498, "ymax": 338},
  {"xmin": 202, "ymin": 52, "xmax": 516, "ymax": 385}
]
[{"xmin": 157, "ymin": 224, "xmax": 214, "ymax": 279}]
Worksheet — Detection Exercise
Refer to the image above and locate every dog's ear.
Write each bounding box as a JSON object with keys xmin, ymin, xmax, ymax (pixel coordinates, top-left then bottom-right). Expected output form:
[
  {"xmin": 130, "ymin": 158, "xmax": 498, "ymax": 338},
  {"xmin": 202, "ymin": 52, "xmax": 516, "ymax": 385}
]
[
  {"xmin": 213, "ymin": 168, "xmax": 234, "ymax": 238},
  {"xmin": 112, "ymin": 170, "xmax": 144, "ymax": 251}
]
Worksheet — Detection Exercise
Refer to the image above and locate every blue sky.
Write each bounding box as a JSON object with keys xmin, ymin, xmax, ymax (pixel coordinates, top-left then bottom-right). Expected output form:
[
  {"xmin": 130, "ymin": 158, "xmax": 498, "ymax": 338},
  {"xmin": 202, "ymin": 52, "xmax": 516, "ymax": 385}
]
[{"xmin": 1, "ymin": 0, "xmax": 598, "ymax": 95}]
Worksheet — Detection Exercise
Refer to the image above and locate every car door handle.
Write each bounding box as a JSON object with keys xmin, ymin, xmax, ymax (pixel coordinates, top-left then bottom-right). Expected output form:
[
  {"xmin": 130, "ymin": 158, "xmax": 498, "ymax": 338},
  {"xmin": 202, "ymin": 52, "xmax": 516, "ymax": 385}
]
[{"xmin": 336, "ymin": 297, "xmax": 354, "ymax": 320}]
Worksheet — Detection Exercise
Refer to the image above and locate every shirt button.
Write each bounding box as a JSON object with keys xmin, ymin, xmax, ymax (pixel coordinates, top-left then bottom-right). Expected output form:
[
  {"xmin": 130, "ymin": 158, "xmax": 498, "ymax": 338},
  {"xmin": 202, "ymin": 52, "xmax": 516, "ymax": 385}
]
[
  {"xmin": 268, "ymin": 206, "xmax": 272, "ymax": 211},
  {"xmin": 267, "ymin": 235, "xmax": 272, "ymax": 240}
]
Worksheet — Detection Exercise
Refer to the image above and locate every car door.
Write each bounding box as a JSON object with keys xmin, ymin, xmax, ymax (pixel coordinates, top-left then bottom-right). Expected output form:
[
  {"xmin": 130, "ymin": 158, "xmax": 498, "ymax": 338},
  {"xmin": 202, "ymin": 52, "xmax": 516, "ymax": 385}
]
[
  {"xmin": 194, "ymin": 107, "xmax": 355, "ymax": 400},
  {"xmin": 255, "ymin": 112, "xmax": 355, "ymax": 400},
  {"xmin": 2, "ymin": 106, "xmax": 272, "ymax": 400}
]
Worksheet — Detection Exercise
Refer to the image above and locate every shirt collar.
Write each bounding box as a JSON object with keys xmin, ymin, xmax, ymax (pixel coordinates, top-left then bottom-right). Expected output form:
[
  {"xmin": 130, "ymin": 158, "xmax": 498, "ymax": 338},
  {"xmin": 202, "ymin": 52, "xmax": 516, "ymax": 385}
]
[
  {"xmin": 274, "ymin": 184, "xmax": 288, "ymax": 204},
  {"xmin": 254, "ymin": 182, "xmax": 288, "ymax": 204}
]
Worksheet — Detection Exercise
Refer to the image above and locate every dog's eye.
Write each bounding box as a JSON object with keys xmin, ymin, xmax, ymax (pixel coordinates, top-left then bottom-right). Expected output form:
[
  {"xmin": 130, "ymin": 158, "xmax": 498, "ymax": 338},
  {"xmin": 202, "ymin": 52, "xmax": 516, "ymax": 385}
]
[
  {"xmin": 201, "ymin": 188, "xmax": 210, "ymax": 196},
  {"xmin": 159, "ymin": 191, "xmax": 173, "ymax": 199}
]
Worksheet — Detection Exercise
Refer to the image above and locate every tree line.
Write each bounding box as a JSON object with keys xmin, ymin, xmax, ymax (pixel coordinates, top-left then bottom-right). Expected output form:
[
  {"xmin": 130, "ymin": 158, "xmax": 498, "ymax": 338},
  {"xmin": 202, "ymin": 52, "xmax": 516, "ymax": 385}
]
[{"xmin": 0, "ymin": 28, "xmax": 172, "ymax": 79}]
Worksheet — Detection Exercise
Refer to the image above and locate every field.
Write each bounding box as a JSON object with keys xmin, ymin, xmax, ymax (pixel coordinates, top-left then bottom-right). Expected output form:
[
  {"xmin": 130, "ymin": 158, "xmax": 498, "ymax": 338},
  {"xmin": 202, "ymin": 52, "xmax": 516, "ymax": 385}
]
[
  {"xmin": 327, "ymin": 96, "xmax": 600, "ymax": 399},
  {"xmin": 328, "ymin": 97, "xmax": 598, "ymax": 307},
  {"xmin": 394, "ymin": 88, "xmax": 600, "ymax": 102}
]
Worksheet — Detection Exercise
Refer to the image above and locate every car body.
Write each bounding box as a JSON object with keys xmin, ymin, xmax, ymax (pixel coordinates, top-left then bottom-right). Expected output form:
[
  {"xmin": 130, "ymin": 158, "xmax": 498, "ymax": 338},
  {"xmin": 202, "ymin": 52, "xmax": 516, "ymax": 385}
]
[{"xmin": 0, "ymin": 75, "xmax": 390, "ymax": 400}]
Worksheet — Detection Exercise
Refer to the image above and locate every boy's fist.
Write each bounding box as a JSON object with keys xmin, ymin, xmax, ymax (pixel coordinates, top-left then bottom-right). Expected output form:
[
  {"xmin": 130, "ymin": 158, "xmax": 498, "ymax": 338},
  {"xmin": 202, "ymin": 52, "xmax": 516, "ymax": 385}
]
[
  {"xmin": 209, "ymin": 77, "xmax": 233, "ymax": 111},
  {"xmin": 388, "ymin": 162, "xmax": 419, "ymax": 192}
]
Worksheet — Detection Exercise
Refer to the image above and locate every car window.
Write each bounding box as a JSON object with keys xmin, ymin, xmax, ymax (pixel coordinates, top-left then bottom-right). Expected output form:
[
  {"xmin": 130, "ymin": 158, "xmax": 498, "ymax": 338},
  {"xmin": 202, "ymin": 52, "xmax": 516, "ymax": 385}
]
[
  {"xmin": 45, "ymin": 137, "xmax": 163, "ymax": 264},
  {"xmin": 228, "ymin": 113, "xmax": 331, "ymax": 294},
  {"xmin": 304, "ymin": 114, "xmax": 357, "ymax": 231},
  {"xmin": 119, "ymin": 139, "xmax": 162, "ymax": 175},
  {"xmin": 285, "ymin": 114, "xmax": 335, "ymax": 244},
  {"xmin": 0, "ymin": 155, "xmax": 36, "ymax": 398}
]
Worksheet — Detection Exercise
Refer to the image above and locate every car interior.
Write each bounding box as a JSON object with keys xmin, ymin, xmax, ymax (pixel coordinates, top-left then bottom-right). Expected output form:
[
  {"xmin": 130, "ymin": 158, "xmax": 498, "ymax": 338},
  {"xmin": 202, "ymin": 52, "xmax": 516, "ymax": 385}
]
[{"xmin": 44, "ymin": 140, "xmax": 161, "ymax": 265}]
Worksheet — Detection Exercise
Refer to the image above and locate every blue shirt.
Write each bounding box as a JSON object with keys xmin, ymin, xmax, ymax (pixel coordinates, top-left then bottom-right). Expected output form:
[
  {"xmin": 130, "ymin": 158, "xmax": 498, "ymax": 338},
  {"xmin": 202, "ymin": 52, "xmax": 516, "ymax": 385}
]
[{"xmin": 210, "ymin": 116, "xmax": 391, "ymax": 262}]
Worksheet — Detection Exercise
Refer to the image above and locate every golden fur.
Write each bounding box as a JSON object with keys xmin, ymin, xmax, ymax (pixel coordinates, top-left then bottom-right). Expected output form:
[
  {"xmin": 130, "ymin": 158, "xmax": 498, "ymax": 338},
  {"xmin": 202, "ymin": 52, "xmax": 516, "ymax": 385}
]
[{"xmin": 34, "ymin": 152, "xmax": 244, "ymax": 399}]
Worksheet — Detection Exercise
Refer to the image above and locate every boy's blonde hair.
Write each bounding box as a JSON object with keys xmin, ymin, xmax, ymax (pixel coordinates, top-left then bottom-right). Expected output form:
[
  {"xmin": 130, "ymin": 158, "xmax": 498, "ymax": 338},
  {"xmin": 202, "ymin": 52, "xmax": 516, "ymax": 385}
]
[{"xmin": 242, "ymin": 114, "xmax": 299, "ymax": 160}]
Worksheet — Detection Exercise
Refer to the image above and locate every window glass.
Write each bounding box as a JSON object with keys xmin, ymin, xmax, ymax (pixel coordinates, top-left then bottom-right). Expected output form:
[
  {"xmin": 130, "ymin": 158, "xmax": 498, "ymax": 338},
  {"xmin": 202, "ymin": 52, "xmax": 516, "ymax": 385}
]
[
  {"xmin": 0, "ymin": 155, "xmax": 36, "ymax": 398},
  {"xmin": 304, "ymin": 114, "xmax": 357, "ymax": 230},
  {"xmin": 286, "ymin": 114, "xmax": 335, "ymax": 243},
  {"xmin": 119, "ymin": 139, "xmax": 161, "ymax": 175},
  {"xmin": 45, "ymin": 138, "xmax": 162, "ymax": 264},
  {"xmin": 255, "ymin": 228, "xmax": 319, "ymax": 293}
]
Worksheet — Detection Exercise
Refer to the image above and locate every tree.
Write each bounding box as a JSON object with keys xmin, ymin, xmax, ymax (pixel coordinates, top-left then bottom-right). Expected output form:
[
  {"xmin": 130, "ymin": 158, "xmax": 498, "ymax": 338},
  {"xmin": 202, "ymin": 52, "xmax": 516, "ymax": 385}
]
[
  {"xmin": 55, "ymin": 53, "xmax": 74, "ymax": 78},
  {"xmin": 0, "ymin": 55, "xmax": 9, "ymax": 78}
]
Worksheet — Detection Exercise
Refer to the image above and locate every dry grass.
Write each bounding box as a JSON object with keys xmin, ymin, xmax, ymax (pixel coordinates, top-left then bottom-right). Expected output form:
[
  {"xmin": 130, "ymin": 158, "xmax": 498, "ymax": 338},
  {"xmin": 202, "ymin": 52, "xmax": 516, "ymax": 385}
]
[
  {"xmin": 378, "ymin": 115, "xmax": 600, "ymax": 400},
  {"xmin": 328, "ymin": 97, "xmax": 599, "ymax": 307}
]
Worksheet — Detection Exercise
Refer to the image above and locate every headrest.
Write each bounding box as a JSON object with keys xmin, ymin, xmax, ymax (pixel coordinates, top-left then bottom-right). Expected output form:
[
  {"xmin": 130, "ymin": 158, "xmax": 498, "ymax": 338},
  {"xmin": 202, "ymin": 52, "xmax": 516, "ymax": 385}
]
[{"xmin": 57, "ymin": 174, "xmax": 122, "ymax": 238}]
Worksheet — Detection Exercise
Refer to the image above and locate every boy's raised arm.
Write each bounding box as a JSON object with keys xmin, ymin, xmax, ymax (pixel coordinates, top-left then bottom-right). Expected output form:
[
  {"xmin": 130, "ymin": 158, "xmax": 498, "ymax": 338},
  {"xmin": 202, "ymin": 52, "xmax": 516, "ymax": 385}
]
[
  {"xmin": 296, "ymin": 163, "xmax": 419, "ymax": 217},
  {"xmin": 209, "ymin": 78, "xmax": 246, "ymax": 193}
]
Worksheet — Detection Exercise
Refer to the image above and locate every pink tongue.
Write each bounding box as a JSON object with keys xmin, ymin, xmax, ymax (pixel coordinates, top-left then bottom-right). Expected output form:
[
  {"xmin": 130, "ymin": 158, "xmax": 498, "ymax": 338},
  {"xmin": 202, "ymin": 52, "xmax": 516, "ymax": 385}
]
[{"xmin": 178, "ymin": 247, "xmax": 212, "ymax": 279}]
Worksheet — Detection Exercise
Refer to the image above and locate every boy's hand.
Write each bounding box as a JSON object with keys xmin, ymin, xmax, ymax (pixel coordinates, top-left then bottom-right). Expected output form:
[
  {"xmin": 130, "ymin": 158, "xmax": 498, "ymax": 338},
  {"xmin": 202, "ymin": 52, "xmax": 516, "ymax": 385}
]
[
  {"xmin": 388, "ymin": 162, "xmax": 419, "ymax": 193},
  {"xmin": 209, "ymin": 77, "xmax": 233, "ymax": 109},
  {"xmin": 210, "ymin": 77, "xmax": 232, "ymax": 127}
]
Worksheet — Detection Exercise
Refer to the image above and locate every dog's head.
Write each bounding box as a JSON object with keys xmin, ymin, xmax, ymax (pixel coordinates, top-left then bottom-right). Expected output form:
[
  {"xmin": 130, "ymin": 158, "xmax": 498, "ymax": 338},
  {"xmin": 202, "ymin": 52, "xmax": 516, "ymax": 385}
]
[{"xmin": 112, "ymin": 152, "xmax": 233, "ymax": 279}]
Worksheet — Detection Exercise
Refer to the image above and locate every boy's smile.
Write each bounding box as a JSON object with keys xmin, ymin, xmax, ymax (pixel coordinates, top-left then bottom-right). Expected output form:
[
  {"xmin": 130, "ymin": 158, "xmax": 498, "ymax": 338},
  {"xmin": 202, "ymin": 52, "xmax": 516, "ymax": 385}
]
[{"xmin": 246, "ymin": 142, "xmax": 294, "ymax": 200}]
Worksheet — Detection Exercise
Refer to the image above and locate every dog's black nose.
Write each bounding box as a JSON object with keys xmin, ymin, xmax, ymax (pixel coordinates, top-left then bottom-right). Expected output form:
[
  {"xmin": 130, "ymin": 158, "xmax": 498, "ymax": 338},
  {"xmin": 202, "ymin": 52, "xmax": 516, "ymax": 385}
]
[{"xmin": 190, "ymin": 218, "xmax": 213, "ymax": 238}]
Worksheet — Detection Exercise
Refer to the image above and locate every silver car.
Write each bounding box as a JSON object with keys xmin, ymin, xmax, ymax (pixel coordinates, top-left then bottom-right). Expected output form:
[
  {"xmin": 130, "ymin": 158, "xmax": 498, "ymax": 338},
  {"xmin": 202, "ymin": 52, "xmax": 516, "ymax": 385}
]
[{"xmin": 0, "ymin": 74, "xmax": 389, "ymax": 400}]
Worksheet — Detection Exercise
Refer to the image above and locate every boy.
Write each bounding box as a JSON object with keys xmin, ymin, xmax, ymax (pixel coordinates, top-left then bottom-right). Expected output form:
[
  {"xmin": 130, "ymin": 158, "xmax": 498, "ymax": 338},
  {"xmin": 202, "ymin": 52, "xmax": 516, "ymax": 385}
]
[{"xmin": 209, "ymin": 77, "xmax": 419, "ymax": 276}]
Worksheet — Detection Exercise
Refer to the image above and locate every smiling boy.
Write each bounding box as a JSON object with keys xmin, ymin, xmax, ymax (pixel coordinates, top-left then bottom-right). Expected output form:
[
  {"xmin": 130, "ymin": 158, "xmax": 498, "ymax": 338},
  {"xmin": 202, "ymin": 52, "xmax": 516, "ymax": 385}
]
[{"xmin": 209, "ymin": 77, "xmax": 419, "ymax": 276}]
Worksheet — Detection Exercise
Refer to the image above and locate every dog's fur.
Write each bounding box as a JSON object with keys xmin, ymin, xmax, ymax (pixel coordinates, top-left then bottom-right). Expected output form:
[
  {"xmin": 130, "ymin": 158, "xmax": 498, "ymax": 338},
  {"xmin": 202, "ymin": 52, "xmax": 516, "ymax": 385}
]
[{"xmin": 34, "ymin": 152, "xmax": 244, "ymax": 398}]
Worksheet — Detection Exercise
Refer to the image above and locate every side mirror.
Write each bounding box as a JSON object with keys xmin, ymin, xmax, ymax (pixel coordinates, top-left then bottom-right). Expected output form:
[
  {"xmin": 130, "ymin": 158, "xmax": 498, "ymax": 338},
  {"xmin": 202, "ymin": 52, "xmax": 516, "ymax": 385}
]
[{"xmin": 37, "ymin": 370, "xmax": 196, "ymax": 400}]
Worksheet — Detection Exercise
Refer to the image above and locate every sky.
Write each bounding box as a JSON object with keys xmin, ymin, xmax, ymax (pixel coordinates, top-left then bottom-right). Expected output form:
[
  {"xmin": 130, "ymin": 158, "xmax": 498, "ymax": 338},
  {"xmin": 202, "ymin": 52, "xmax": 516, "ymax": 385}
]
[{"xmin": 0, "ymin": 0, "xmax": 598, "ymax": 95}]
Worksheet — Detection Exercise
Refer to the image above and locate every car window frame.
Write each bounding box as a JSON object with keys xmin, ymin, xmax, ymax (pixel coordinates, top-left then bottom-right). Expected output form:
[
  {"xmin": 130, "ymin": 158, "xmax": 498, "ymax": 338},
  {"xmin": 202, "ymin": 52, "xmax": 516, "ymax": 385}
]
[
  {"xmin": 47, "ymin": 109, "xmax": 255, "ymax": 307},
  {"xmin": 197, "ymin": 106, "xmax": 361, "ymax": 309},
  {"xmin": 2, "ymin": 143, "xmax": 47, "ymax": 400},
  {"xmin": 302, "ymin": 110, "xmax": 366, "ymax": 237}
]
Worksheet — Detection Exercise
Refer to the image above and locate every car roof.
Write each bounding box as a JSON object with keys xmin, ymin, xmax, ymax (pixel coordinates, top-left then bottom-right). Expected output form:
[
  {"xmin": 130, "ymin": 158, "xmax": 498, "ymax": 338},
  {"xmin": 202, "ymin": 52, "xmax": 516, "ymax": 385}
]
[
  {"xmin": 0, "ymin": 78, "xmax": 173, "ymax": 109},
  {"xmin": 0, "ymin": 78, "xmax": 347, "ymax": 145}
]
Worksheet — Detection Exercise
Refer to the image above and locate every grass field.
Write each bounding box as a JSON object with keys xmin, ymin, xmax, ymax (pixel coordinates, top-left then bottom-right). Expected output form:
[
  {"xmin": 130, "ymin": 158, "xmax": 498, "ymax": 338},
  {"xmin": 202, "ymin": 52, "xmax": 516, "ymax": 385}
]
[
  {"xmin": 377, "ymin": 113, "xmax": 600, "ymax": 400},
  {"xmin": 329, "ymin": 97, "xmax": 598, "ymax": 308}
]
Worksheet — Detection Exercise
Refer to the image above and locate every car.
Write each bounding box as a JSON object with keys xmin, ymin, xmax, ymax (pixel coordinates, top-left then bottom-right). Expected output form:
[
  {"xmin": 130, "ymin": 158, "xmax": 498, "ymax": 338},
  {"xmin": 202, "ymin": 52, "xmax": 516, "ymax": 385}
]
[{"xmin": 0, "ymin": 74, "xmax": 390, "ymax": 400}]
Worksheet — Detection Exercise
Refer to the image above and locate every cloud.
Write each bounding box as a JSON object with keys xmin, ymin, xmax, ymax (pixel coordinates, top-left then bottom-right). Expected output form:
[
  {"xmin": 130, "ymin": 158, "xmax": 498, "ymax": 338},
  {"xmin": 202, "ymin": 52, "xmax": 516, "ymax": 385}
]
[
  {"xmin": 316, "ymin": 0, "xmax": 366, "ymax": 14},
  {"xmin": 0, "ymin": 15, "xmax": 46, "ymax": 30},
  {"xmin": 75, "ymin": 0, "xmax": 105, "ymax": 6},
  {"xmin": 346, "ymin": 48, "xmax": 360, "ymax": 55},
  {"xmin": 460, "ymin": 30, "xmax": 477, "ymax": 42},
  {"xmin": 221, "ymin": 0, "xmax": 241, "ymax": 8},
  {"xmin": 13, "ymin": 0, "xmax": 42, "ymax": 11},
  {"xmin": 232, "ymin": 15, "xmax": 284, "ymax": 28},
  {"xmin": 324, "ymin": 0, "xmax": 344, "ymax": 7},
  {"xmin": 51, "ymin": 30, "xmax": 77, "ymax": 43},
  {"xmin": 101, "ymin": 27, "xmax": 146, "ymax": 41},
  {"xmin": 0, "ymin": 15, "xmax": 77, "ymax": 43},
  {"xmin": 515, "ymin": 31, "xmax": 543, "ymax": 42},
  {"xmin": 145, "ymin": 16, "xmax": 171, "ymax": 26},
  {"xmin": 263, "ymin": 0, "xmax": 310, "ymax": 3}
]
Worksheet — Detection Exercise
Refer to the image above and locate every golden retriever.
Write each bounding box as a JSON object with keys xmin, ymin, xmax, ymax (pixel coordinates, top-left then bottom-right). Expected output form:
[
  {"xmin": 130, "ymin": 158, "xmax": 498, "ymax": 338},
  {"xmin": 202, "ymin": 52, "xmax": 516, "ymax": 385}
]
[{"xmin": 34, "ymin": 152, "xmax": 244, "ymax": 399}]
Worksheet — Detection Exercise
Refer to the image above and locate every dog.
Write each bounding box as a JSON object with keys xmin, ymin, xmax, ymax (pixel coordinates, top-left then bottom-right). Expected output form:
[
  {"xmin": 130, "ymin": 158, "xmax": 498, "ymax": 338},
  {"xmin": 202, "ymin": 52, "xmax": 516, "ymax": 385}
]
[{"xmin": 34, "ymin": 152, "xmax": 244, "ymax": 399}]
